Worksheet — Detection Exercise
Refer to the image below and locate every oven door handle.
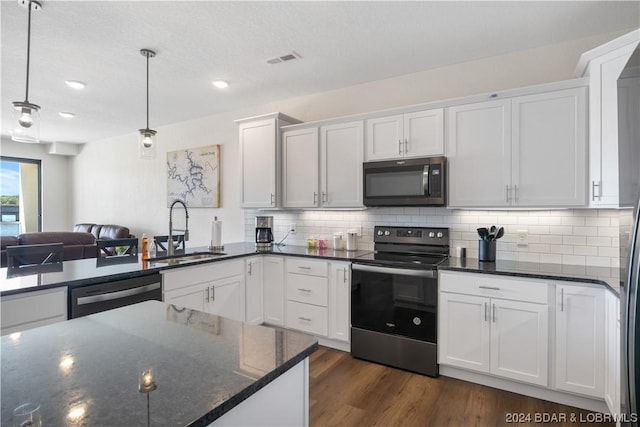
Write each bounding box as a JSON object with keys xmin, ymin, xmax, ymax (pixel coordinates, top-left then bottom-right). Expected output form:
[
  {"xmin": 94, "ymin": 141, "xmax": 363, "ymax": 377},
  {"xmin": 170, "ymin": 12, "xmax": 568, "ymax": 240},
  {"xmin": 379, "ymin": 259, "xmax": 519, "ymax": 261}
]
[
  {"xmin": 76, "ymin": 282, "xmax": 161, "ymax": 305},
  {"xmin": 352, "ymin": 263, "xmax": 436, "ymax": 278}
]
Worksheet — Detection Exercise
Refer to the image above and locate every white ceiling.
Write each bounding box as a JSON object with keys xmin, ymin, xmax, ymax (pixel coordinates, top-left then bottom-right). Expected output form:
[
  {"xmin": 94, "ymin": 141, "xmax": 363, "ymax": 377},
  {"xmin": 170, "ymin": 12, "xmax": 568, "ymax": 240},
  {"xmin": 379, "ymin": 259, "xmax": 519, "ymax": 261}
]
[{"xmin": 1, "ymin": 1, "xmax": 639, "ymax": 145}]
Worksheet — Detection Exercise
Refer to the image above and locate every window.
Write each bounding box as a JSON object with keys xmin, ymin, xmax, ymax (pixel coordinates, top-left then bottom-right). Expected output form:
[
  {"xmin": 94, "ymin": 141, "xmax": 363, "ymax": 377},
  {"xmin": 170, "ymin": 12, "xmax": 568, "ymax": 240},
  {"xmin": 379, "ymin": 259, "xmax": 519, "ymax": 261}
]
[{"xmin": 1, "ymin": 156, "xmax": 41, "ymax": 236}]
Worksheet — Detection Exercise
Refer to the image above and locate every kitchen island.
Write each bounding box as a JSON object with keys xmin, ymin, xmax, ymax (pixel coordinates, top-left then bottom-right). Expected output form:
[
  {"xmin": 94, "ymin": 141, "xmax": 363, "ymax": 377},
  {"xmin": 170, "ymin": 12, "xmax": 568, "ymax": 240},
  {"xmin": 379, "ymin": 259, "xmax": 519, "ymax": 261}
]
[{"xmin": 1, "ymin": 300, "xmax": 318, "ymax": 426}]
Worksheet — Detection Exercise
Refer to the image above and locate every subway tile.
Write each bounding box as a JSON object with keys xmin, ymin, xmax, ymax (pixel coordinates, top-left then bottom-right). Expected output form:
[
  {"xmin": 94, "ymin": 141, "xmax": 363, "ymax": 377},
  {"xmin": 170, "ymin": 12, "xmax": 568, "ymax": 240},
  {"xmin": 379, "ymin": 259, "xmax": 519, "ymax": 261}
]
[
  {"xmin": 561, "ymin": 216, "xmax": 585, "ymax": 226},
  {"xmin": 585, "ymin": 217, "xmax": 611, "ymax": 227},
  {"xmin": 562, "ymin": 255, "xmax": 586, "ymax": 266},
  {"xmin": 586, "ymin": 256, "xmax": 611, "ymax": 268},
  {"xmin": 574, "ymin": 246, "xmax": 598, "ymax": 256},
  {"xmin": 518, "ymin": 252, "xmax": 540, "ymax": 263},
  {"xmin": 540, "ymin": 254, "xmax": 562, "ymax": 264},
  {"xmin": 540, "ymin": 235, "xmax": 563, "ymax": 245},
  {"xmin": 598, "ymin": 246, "xmax": 619, "ymax": 257},
  {"xmin": 563, "ymin": 235, "xmax": 587, "ymax": 246},
  {"xmin": 549, "ymin": 245, "xmax": 574, "ymax": 255},
  {"xmin": 587, "ymin": 236, "xmax": 612, "ymax": 247},
  {"xmin": 598, "ymin": 227, "xmax": 618, "ymax": 237},
  {"xmin": 572, "ymin": 226, "xmax": 598, "ymax": 236},
  {"xmin": 549, "ymin": 225, "xmax": 573, "ymax": 235}
]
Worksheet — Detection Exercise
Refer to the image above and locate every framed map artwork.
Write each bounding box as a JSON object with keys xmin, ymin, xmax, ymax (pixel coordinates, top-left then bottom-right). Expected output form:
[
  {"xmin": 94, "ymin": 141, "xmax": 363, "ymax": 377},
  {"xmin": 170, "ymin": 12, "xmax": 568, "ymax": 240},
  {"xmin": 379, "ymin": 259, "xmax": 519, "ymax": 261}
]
[{"xmin": 167, "ymin": 145, "xmax": 220, "ymax": 207}]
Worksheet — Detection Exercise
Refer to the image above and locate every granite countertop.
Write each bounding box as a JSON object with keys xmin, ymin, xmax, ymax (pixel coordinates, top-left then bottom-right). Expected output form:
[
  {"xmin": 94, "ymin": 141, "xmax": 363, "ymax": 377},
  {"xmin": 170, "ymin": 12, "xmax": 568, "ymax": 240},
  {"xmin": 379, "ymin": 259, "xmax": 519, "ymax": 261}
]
[
  {"xmin": 1, "ymin": 300, "xmax": 318, "ymax": 426},
  {"xmin": 0, "ymin": 242, "xmax": 372, "ymax": 296},
  {"xmin": 439, "ymin": 257, "xmax": 620, "ymax": 295}
]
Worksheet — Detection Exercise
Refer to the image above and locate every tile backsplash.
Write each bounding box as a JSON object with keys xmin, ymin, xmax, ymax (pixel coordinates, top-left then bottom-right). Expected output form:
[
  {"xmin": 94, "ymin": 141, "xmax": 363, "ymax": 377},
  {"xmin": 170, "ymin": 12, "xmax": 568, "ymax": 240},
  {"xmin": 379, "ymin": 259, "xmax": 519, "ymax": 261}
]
[{"xmin": 244, "ymin": 208, "xmax": 620, "ymax": 268}]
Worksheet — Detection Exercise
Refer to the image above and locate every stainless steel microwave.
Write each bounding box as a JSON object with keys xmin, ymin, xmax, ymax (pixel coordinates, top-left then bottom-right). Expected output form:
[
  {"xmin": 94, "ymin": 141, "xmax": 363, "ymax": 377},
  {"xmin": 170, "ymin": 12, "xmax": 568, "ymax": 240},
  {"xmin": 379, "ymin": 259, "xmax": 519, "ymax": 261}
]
[{"xmin": 363, "ymin": 156, "xmax": 446, "ymax": 207}]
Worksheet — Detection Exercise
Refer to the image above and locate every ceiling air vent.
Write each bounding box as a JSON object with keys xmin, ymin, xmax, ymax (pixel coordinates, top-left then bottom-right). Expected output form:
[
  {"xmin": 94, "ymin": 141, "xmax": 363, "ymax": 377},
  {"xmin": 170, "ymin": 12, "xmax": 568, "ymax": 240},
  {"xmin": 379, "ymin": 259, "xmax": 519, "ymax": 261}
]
[{"xmin": 266, "ymin": 51, "xmax": 301, "ymax": 65}]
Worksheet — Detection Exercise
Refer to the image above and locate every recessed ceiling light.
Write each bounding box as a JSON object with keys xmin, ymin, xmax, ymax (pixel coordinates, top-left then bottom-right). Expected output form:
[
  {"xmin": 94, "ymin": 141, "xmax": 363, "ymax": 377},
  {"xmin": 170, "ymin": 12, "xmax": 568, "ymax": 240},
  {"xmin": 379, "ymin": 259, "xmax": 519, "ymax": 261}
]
[
  {"xmin": 212, "ymin": 80, "xmax": 229, "ymax": 89},
  {"xmin": 59, "ymin": 112, "xmax": 75, "ymax": 118},
  {"xmin": 65, "ymin": 80, "xmax": 86, "ymax": 89}
]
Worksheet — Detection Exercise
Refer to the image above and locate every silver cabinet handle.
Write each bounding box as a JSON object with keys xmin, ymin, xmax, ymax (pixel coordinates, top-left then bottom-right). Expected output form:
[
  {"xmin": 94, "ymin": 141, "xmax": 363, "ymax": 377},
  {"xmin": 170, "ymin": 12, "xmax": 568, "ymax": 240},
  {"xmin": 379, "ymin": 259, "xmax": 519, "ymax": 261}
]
[
  {"xmin": 398, "ymin": 139, "xmax": 403, "ymax": 155},
  {"xmin": 514, "ymin": 184, "xmax": 518, "ymax": 204},
  {"xmin": 352, "ymin": 263, "xmax": 436, "ymax": 278},
  {"xmin": 343, "ymin": 268, "xmax": 347, "ymax": 283},
  {"xmin": 298, "ymin": 316, "xmax": 312, "ymax": 322},
  {"xmin": 560, "ymin": 288, "xmax": 564, "ymax": 312},
  {"xmin": 322, "ymin": 192, "xmax": 327, "ymax": 203},
  {"xmin": 484, "ymin": 302, "xmax": 488, "ymax": 322},
  {"xmin": 592, "ymin": 181, "xmax": 601, "ymax": 201},
  {"xmin": 492, "ymin": 303, "xmax": 496, "ymax": 323},
  {"xmin": 206, "ymin": 286, "xmax": 210, "ymax": 303},
  {"xmin": 506, "ymin": 185, "xmax": 510, "ymax": 203},
  {"xmin": 297, "ymin": 288, "xmax": 312, "ymax": 293},
  {"xmin": 248, "ymin": 261, "xmax": 252, "ymax": 276},
  {"xmin": 479, "ymin": 286, "xmax": 501, "ymax": 291},
  {"xmin": 270, "ymin": 193, "xmax": 275, "ymax": 205},
  {"xmin": 404, "ymin": 139, "xmax": 408, "ymax": 155},
  {"xmin": 297, "ymin": 266, "xmax": 311, "ymax": 270},
  {"xmin": 313, "ymin": 192, "xmax": 317, "ymax": 204}
]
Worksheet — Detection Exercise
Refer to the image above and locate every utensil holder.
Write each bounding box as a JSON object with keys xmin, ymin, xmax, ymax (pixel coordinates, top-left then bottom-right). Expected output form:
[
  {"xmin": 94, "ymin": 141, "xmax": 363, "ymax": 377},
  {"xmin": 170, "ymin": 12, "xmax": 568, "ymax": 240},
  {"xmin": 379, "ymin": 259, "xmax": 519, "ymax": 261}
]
[{"xmin": 478, "ymin": 240, "xmax": 496, "ymax": 262}]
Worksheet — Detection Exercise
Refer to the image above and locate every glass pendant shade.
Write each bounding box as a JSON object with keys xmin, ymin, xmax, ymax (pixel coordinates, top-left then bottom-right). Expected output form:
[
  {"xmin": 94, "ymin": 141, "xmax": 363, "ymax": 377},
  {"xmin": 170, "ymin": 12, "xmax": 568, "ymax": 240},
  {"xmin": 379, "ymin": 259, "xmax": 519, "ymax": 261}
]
[
  {"xmin": 11, "ymin": 101, "xmax": 40, "ymax": 143},
  {"xmin": 139, "ymin": 128, "xmax": 157, "ymax": 159}
]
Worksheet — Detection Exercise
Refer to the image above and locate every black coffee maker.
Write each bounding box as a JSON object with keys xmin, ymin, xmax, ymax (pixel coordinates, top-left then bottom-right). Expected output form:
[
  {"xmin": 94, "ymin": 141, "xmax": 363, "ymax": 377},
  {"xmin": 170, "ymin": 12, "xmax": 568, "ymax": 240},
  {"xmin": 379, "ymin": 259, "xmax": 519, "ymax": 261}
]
[{"xmin": 255, "ymin": 216, "xmax": 274, "ymax": 251}]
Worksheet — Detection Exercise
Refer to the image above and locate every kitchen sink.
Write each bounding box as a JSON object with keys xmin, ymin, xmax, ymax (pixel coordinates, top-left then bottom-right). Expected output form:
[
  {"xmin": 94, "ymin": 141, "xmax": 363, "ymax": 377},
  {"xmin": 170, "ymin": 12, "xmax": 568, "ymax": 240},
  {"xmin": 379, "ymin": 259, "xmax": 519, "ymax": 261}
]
[{"xmin": 149, "ymin": 252, "xmax": 227, "ymax": 265}]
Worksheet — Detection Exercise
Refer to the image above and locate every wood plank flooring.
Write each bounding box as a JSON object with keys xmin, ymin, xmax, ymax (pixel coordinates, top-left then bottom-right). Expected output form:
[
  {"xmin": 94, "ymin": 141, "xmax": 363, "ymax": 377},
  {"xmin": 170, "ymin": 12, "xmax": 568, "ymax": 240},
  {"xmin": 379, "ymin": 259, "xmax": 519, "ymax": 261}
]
[{"xmin": 309, "ymin": 346, "xmax": 612, "ymax": 427}]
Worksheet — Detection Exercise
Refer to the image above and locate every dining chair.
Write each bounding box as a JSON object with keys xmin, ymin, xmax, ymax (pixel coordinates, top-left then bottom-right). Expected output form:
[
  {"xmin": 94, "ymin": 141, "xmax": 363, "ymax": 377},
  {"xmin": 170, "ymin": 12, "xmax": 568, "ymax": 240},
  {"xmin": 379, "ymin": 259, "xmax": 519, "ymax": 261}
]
[
  {"xmin": 7, "ymin": 243, "xmax": 64, "ymax": 269},
  {"xmin": 97, "ymin": 238, "xmax": 138, "ymax": 257},
  {"xmin": 154, "ymin": 234, "xmax": 185, "ymax": 253}
]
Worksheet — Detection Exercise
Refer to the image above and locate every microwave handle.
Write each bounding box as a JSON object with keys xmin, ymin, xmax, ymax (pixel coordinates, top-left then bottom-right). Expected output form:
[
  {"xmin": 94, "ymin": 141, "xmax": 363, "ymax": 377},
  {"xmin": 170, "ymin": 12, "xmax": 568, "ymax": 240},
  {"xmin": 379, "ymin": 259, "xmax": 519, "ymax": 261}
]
[{"xmin": 423, "ymin": 165, "xmax": 430, "ymax": 197}]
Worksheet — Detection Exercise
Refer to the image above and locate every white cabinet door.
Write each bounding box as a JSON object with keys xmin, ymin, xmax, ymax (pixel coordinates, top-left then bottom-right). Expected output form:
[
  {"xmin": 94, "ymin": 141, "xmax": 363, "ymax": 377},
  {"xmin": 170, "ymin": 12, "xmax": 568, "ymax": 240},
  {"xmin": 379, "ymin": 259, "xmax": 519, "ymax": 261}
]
[
  {"xmin": 209, "ymin": 275, "xmax": 245, "ymax": 322},
  {"xmin": 263, "ymin": 256, "xmax": 285, "ymax": 326},
  {"xmin": 320, "ymin": 121, "xmax": 364, "ymax": 208},
  {"xmin": 282, "ymin": 128, "xmax": 319, "ymax": 208},
  {"xmin": 164, "ymin": 283, "xmax": 206, "ymax": 313},
  {"xmin": 328, "ymin": 262, "xmax": 350, "ymax": 343},
  {"xmin": 365, "ymin": 115, "xmax": 404, "ymax": 161},
  {"xmin": 555, "ymin": 284, "xmax": 605, "ymax": 398},
  {"xmin": 1, "ymin": 288, "xmax": 67, "ymax": 335},
  {"xmin": 512, "ymin": 88, "xmax": 586, "ymax": 207},
  {"xmin": 245, "ymin": 257, "xmax": 263, "ymax": 325},
  {"xmin": 403, "ymin": 109, "xmax": 444, "ymax": 157},
  {"xmin": 438, "ymin": 292, "xmax": 490, "ymax": 373},
  {"xmin": 617, "ymin": 75, "xmax": 640, "ymax": 207},
  {"xmin": 239, "ymin": 118, "xmax": 278, "ymax": 208},
  {"xmin": 490, "ymin": 299, "xmax": 549, "ymax": 386},
  {"xmin": 447, "ymin": 99, "xmax": 512, "ymax": 207},
  {"xmin": 604, "ymin": 291, "xmax": 620, "ymax": 415}
]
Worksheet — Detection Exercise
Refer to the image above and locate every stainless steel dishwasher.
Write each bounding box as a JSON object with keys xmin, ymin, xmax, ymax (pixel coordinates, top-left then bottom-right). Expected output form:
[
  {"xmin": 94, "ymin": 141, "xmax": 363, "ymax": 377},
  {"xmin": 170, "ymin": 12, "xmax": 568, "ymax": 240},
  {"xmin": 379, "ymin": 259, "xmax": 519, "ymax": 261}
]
[{"xmin": 70, "ymin": 273, "xmax": 162, "ymax": 318}]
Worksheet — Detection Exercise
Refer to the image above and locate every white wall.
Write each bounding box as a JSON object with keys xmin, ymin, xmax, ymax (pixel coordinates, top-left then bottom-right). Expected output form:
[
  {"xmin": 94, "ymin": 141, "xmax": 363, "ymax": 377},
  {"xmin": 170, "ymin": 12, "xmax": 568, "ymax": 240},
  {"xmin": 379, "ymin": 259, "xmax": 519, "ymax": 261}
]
[
  {"xmin": 70, "ymin": 30, "xmax": 626, "ymax": 252},
  {"xmin": 1, "ymin": 138, "xmax": 72, "ymax": 231}
]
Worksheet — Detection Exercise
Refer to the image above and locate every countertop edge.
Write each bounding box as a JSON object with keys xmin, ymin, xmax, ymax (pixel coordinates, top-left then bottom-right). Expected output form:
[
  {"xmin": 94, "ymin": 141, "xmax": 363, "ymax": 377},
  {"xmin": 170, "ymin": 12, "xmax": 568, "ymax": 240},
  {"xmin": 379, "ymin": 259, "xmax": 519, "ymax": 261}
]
[{"xmin": 188, "ymin": 340, "xmax": 319, "ymax": 427}]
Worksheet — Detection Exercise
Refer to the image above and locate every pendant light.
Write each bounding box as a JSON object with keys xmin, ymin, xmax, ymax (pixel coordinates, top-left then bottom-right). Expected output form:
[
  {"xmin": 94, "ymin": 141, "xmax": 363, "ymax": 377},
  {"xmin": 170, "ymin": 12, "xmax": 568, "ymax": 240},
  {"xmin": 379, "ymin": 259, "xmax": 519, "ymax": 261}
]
[
  {"xmin": 11, "ymin": 0, "xmax": 42, "ymax": 144},
  {"xmin": 139, "ymin": 48, "xmax": 157, "ymax": 159}
]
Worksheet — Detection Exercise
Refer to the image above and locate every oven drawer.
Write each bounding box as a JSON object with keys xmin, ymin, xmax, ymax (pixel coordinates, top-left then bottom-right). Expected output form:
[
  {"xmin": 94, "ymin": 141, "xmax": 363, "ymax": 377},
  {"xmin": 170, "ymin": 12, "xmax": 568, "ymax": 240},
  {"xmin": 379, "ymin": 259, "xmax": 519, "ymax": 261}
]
[
  {"xmin": 286, "ymin": 275, "xmax": 328, "ymax": 307},
  {"xmin": 286, "ymin": 258, "xmax": 328, "ymax": 277},
  {"xmin": 439, "ymin": 271, "xmax": 549, "ymax": 304},
  {"xmin": 285, "ymin": 301, "xmax": 328, "ymax": 336}
]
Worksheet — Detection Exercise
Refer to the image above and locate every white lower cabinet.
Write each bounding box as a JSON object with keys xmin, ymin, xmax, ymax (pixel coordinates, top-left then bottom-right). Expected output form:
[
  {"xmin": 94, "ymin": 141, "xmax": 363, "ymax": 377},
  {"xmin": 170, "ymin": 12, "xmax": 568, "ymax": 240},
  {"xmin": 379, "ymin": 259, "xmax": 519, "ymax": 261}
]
[
  {"xmin": 604, "ymin": 290, "xmax": 620, "ymax": 416},
  {"xmin": 162, "ymin": 259, "xmax": 245, "ymax": 322},
  {"xmin": 245, "ymin": 257, "xmax": 263, "ymax": 325},
  {"xmin": 439, "ymin": 272, "xmax": 549, "ymax": 387},
  {"xmin": 328, "ymin": 262, "xmax": 350, "ymax": 342},
  {"xmin": 1, "ymin": 287, "xmax": 68, "ymax": 335},
  {"xmin": 263, "ymin": 256, "xmax": 285, "ymax": 327},
  {"xmin": 555, "ymin": 284, "xmax": 605, "ymax": 398}
]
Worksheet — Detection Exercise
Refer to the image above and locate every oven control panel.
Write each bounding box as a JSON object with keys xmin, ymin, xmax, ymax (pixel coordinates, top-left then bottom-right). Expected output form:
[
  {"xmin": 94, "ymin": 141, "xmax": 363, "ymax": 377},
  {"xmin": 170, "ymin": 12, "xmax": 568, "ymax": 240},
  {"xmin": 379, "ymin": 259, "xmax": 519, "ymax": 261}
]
[{"xmin": 374, "ymin": 226, "xmax": 449, "ymax": 245}]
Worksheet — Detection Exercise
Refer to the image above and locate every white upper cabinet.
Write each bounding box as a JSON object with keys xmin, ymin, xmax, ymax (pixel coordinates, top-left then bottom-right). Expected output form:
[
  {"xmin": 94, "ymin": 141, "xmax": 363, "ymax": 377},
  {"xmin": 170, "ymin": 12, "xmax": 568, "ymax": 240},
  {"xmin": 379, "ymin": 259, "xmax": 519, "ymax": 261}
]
[
  {"xmin": 320, "ymin": 121, "xmax": 364, "ymax": 208},
  {"xmin": 512, "ymin": 88, "xmax": 586, "ymax": 207},
  {"xmin": 576, "ymin": 29, "xmax": 639, "ymax": 207},
  {"xmin": 236, "ymin": 113, "xmax": 300, "ymax": 208},
  {"xmin": 447, "ymin": 99, "xmax": 512, "ymax": 207},
  {"xmin": 365, "ymin": 109, "xmax": 444, "ymax": 161},
  {"xmin": 282, "ymin": 128, "xmax": 319, "ymax": 208},
  {"xmin": 447, "ymin": 85, "xmax": 587, "ymax": 208},
  {"xmin": 282, "ymin": 121, "xmax": 364, "ymax": 209}
]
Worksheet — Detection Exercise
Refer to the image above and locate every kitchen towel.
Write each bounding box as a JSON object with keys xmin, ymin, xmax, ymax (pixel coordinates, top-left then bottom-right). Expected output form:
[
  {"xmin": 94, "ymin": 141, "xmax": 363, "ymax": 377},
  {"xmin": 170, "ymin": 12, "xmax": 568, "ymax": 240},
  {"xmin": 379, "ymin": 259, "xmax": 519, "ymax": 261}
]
[{"xmin": 211, "ymin": 217, "xmax": 222, "ymax": 249}]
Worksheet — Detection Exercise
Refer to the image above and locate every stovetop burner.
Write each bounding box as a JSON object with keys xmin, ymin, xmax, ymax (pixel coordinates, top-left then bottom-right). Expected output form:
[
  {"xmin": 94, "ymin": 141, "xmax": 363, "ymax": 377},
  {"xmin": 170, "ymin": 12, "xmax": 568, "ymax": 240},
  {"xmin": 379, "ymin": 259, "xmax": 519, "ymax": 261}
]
[{"xmin": 354, "ymin": 225, "xmax": 450, "ymax": 269}]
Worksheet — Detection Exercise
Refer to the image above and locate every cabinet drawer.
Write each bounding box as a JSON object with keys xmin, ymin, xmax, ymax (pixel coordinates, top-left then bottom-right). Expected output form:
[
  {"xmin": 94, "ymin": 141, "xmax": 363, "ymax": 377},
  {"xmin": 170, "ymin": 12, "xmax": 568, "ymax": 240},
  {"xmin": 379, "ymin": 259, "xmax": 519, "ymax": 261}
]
[
  {"xmin": 162, "ymin": 259, "xmax": 244, "ymax": 291},
  {"xmin": 439, "ymin": 271, "xmax": 549, "ymax": 304},
  {"xmin": 285, "ymin": 300, "xmax": 328, "ymax": 336},
  {"xmin": 286, "ymin": 258, "xmax": 328, "ymax": 277},
  {"xmin": 1, "ymin": 288, "xmax": 67, "ymax": 333},
  {"xmin": 286, "ymin": 274, "xmax": 328, "ymax": 307}
]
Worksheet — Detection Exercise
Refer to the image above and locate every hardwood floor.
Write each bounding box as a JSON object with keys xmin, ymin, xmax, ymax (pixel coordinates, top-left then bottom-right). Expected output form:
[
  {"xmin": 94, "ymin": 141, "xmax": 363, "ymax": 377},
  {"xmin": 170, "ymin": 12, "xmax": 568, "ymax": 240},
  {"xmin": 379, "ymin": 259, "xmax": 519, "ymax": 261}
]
[{"xmin": 309, "ymin": 346, "xmax": 612, "ymax": 427}]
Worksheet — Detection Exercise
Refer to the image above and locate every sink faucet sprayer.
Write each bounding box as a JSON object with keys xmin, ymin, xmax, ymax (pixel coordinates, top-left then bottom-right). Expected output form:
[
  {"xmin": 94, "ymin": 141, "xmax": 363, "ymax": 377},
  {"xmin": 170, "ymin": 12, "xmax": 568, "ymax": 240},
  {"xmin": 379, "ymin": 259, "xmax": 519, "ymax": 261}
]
[{"xmin": 168, "ymin": 200, "xmax": 189, "ymax": 256}]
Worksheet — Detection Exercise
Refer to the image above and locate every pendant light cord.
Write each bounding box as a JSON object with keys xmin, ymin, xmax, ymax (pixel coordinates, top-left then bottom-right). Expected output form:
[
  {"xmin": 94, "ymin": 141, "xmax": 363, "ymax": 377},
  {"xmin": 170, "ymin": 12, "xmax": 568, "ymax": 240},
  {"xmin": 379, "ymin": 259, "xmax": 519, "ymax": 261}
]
[
  {"xmin": 146, "ymin": 51, "xmax": 150, "ymax": 130},
  {"xmin": 24, "ymin": 0, "xmax": 33, "ymax": 102}
]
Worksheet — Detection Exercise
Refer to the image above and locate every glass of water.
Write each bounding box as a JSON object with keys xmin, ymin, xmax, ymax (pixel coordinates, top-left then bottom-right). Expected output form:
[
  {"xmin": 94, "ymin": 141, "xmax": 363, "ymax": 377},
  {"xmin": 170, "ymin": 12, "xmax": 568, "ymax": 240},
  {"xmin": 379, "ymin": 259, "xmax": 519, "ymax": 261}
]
[{"xmin": 13, "ymin": 403, "xmax": 41, "ymax": 427}]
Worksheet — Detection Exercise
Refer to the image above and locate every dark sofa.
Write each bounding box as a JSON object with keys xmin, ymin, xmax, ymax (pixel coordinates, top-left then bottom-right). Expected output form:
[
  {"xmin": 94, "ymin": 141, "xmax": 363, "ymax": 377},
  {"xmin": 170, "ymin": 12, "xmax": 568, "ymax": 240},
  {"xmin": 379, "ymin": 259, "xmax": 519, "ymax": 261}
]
[{"xmin": 1, "ymin": 224, "xmax": 133, "ymax": 267}]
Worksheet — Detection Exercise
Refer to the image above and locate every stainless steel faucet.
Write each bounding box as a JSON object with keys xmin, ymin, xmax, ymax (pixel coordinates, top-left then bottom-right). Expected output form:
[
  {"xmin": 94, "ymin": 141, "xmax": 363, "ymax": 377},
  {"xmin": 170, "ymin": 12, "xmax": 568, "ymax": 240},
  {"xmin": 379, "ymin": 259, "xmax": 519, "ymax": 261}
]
[{"xmin": 168, "ymin": 200, "xmax": 189, "ymax": 256}]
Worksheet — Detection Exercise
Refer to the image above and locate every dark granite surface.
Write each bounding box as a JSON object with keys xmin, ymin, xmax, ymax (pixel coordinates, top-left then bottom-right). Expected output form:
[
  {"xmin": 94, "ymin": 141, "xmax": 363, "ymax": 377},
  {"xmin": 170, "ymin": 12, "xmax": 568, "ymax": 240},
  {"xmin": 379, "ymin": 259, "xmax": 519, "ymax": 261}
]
[
  {"xmin": 0, "ymin": 242, "xmax": 371, "ymax": 296},
  {"xmin": 0, "ymin": 300, "xmax": 318, "ymax": 426},
  {"xmin": 440, "ymin": 257, "xmax": 620, "ymax": 295}
]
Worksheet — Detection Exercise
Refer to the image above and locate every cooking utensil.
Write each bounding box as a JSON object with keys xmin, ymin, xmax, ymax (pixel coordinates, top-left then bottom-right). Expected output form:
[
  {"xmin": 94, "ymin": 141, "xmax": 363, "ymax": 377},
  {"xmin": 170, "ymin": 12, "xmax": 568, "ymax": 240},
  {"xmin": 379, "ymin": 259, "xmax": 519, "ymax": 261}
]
[
  {"xmin": 495, "ymin": 227, "xmax": 504, "ymax": 240},
  {"xmin": 477, "ymin": 228, "xmax": 489, "ymax": 240}
]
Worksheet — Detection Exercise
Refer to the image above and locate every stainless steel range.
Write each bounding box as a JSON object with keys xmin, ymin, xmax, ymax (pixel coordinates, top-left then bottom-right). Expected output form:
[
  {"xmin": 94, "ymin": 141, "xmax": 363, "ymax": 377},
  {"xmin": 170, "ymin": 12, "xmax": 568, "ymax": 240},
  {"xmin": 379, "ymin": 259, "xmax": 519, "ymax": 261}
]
[{"xmin": 351, "ymin": 225, "xmax": 449, "ymax": 377}]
